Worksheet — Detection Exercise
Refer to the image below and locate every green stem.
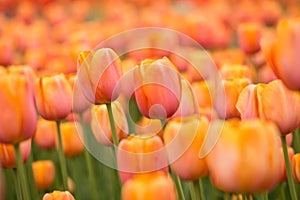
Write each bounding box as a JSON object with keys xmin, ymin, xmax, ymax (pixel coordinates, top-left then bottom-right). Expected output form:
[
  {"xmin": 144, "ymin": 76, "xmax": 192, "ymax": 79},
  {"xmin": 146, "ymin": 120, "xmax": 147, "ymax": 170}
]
[
  {"xmin": 106, "ymin": 103, "xmax": 122, "ymax": 193},
  {"xmin": 280, "ymin": 183, "xmax": 286, "ymax": 200},
  {"xmin": 56, "ymin": 120, "xmax": 69, "ymax": 190},
  {"xmin": 199, "ymin": 179, "xmax": 205, "ymax": 200},
  {"xmin": 281, "ymin": 136, "xmax": 297, "ymax": 200},
  {"xmin": 170, "ymin": 169, "xmax": 186, "ymax": 200},
  {"xmin": 26, "ymin": 152, "xmax": 39, "ymax": 200},
  {"xmin": 192, "ymin": 180, "xmax": 201, "ymax": 200},
  {"xmin": 189, "ymin": 181, "xmax": 197, "ymax": 200},
  {"xmin": 14, "ymin": 143, "xmax": 30, "ymax": 200},
  {"xmin": 262, "ymin": 192, "xmax": 268, "ymax": 200},
  {"xmin": 80, "ymin": 114, "xmax": 99, "ymax": 200},
  {"xmin": 224, "ymin": 193, "xmax": 231, "ymax": 200},
  {"xmin": 13, "ymin": 169, "xmax": 22, "ymax": 200},
  {"xmin": 293, "ymin": 128, "xmax": 300, "ymax": 153}
]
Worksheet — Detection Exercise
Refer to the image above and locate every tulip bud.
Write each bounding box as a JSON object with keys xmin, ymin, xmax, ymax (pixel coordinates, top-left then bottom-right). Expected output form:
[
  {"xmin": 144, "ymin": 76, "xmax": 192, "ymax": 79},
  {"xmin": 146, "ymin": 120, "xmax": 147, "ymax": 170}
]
[
  {"xmin": 34, "ymin": 118, "xmax": 56, "ymax": 150},
  {"xmin": 35, "ymin": 74, "xmax": 72, "ymax": 121},
  {"xmin": 77, "ymin": 48, "xmax": 122, "ymax": 104},
  {"xmin": 0, "ymin": 139, "xmax": 31, "ymax": 168},
  {"xmin": 121, "ymin": 171, "xmax": 176, "ymax": 200},
  {"xmin": 42, "ymin": 191, "xmax": 75, "ymax": 200},
  {"xmin": 237, "ymin": 22, "xmax": 262, "ymax": 54},
  {"xmin": 117, "ymin": 135, "xmax": 168, "ymax": 183},
  {"xmin": 0, "ymin": 74, "xmax": 37, "ymax": 144},
  {"xmin": 164, "ymin": 116, "xmax": 209, "ymax": 180},
  {"xmin": 91, "ymin": 101, "xmax": 128, "ymax": 146},
  {"xmin": 134, "ymin": 57, "xmax": 181, "ymax": 119},
  {"xmin": 32, "ymin": 160, "xmax": 55, "ymax": 190},
  {"xmin": 206, "ymin": 119, "xmax": 282, "ymax": 193}
]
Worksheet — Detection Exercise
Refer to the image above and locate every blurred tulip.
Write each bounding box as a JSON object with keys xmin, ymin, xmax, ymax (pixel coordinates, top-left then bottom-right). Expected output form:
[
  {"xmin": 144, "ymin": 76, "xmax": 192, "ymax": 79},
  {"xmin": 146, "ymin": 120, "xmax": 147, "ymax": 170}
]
[
  {"xmin": 237, "ymin": 22, "xmax": 262, "ymax": 54},
  {"xmin": 135, "ymin": 117, "xmax": 163, "ymax": 139},
  {"xmin": 214, "ymin": 78, "xmax": 250, "ymax": 119},
  {"xmin": 42, "ymin": 191, "xmax": 75, "ymax": 200},
  {"xmin": 220, "ymin": 64, "xmax": 253, "ymax": 82},
  {"xmin": 0, "ymin": 74, "xmax": 37, "ymax": 144},
  {"xmin": 134, "ymin": 57, "xmax": 181, "ymax": 119},
  {"xmin": 292, "ymin": 153, "xmax": 300, "ymax": 184},
  {"xmin": 77, "ymin": 48, "xmax": 122, "ymax": 104},
  {"xmin": 56, "ymin": 122, "xmax": 84, "ymax": 157},
  {"xmin": 280, "ymin": 146, "xmax": 295, "ymax": 181},
  {"xmin": 91, "ymin": 101, "xmax": 128, "ymax": 146},
  {"xmin": 236, "ymin": 80, "xmax": 300, "ymax": 135},
  {"xmin": 34, "ymin": 118, "xmax": 56, "ymax": 150},
  {"xmin": 117, "ymin": 135, "xmax": 168, "ymax": 183},
  {"xmin": 164, "ymin": 116, "xmax": 209, "ymax": 180},
  {"xmin": 257, "ymin": 64, "xmax": 277, "ymax": 83},
  {"xmin": 35, "ymin": 74, "xmax": 72, "ymax": 120},
  {"xmin": 207, "ymin": 119, "xmax": 282, "ymax": 193},
  {"xmin": 264, "ymin": 18, "xmax": 300, "ymax": 90},
  {"xmin": 0, "ymin": 139, "xmax": 31, "ymax": 168},
  {"xmin": 121, "ymin": 171, "xmax": 176, "ymax": 200},
  {"xmin": 32, "ymin": 160, "xmax": 55, "ymax": 190}
]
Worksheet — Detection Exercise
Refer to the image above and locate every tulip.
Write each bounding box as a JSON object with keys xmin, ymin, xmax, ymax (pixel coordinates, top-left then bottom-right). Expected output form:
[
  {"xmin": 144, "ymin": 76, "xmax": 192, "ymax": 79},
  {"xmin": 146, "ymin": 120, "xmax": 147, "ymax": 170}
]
[
  {"xmin": 292, "ymin": 153, "xmax": 300, "ymax": 184},
  {"xmin": 32, "ymin": 160, "xmax": 55, "ymax": 190},
  {"xmin": 236, "ymin": 80, "xmax": 300, "ymax": 135},
  {"xmin": 237, "ymin": 22, "xmax": 262, "ymax": 54},
  {"xmin": 135, "ymin": 117, "xmax": 163, "ymax": 139},
  {"xmin": 134, "ymin": 57, "xmax": 181, "ymax": 119},
  {"xmin": 117, "ymin": 135, "xmax": 168, "ymax": 183},
  {"xmin": 35, "ymin": 74, "xmax": 72, "ymax": 121},
  {"xmin": 121, "ymin": 171, "xmax": 176, "ymax": 200},
  {"xmin": 56, "ymin": 122, "xmax": 84, "ymax": 157},
  {"xmin": 0, "ymin": 139, "xmax": 31, "ymax": 168},
  {"xmin": 214, "ymin": 78, "xmax": 250, "ymax": 119},
  {"xmin": 280, "ymin": 146, "xmax": 295, "ymax": 181},
  {"xmin": 91, "ymin": 101, "xmax": 128, "ymax": 146},
  {"xmin": 42, "ymin": 191, "xmax": 75, "ymax": 200},
  {"xmin": 164, "ymin": 116, "xmax": 209, "ymax": 180},
  {"xmin": 77, "ymin": 48, "xmax": 122, "ymax": 104},
  {"xmin": 0, "ymin": 74, "xmax": 37, "ymax": 144},
  {"xmin": 206, "ymin": 119, "xmax": 282, "ymax": 193},
  {"xmin": 34, "ymin": 118, "xmax": 56, "ymax": 150},
  {"xmin": 219, "ymin": 64, "xmax": 253, "ymax": 82},
  {"xmin": 264, "ymin": 18, "xmax": 300, "ymax": 90}
]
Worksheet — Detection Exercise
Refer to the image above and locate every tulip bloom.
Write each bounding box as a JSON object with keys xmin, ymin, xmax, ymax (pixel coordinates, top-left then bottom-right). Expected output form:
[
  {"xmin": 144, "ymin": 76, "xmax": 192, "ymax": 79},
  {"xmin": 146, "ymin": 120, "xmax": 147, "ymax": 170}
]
[
  {"xmin": 292, "ymin": 153, "xmax": 300, "ymax": 184},
  {"xmin": 77, "ymin": 48, "xmax": 122, "ymax": 104},
  {"xmin": 121, "ymin": 171, "xmax": 176, "ymax": 200},
  {"xmin": 236, "ymin": 80, "xmax": 300, "ymax": 135},
  {"xmin": 34, "ymin": 118, "xmax": 56, "ymax": 150},
  {"xmin": 32, "ymin": 160, "xmax": 55, "ymax": 190},
  {"xmin": 164, "ymin": 116, "xmax": 209, "ymax": 180},
  {"xmin": 135, "ymin": 117, "xmax": 163, "ymax": 139},
  {"xmin": 265, "ymin": 18, "xmax": 300, "ymax": 90},
  {"xmin": 35, "ymin": 74, "xmax": 72, "ymax": 121},
  {"xmin": 117, "ymin": 135, "xmax": 168, "ymax": 183},
  {"xmin": 91, "ymin": 101, "xmax": 128, "ymax": 146},
  {"xmin": 0, "ymin": 74, "xmax": 37, "ymax": 144},
  {"xmin": 56, "ymin": 122, "xmax": 84, "ymax": 157},
  {"xmin": 206, "ymin": 119, "xmax": 282, "ymax": 193},
  {"xmin": 42, "ymin": 191, "xmax": 75, "ymax": 200},
  {"xmin": 134, "ymin": 57, "xmax": 181, "ymax": 119},
  {"xmin": 0, "ymin": 139, "xmax": 31, "ymax": 168},
  {"xmin": 237, "ymin": 22, "xmax": 261, "ymax": 54}
]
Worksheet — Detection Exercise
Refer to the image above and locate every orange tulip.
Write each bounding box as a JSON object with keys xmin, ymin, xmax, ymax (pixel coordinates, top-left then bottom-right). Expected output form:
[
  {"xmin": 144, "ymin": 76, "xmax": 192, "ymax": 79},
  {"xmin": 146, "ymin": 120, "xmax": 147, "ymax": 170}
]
[
  {"xmin": 91, "ymin": 101, "xmax": 128, "ymax": 146},
  {"xmin": 35, "ymin": 74, "xmax": 72, "ymax": 120},
  {"xmin": 42, "ymin": 191, "xmax": 75, "ymax": 200},
  {"xmin": 0, "ymin": 74, "xmax": 37, "ymax": 144},
  {"xmin": 206, "ymin": 119, "xmax": 282, "ymax": 193},
  {"xmin": 34, "ymin": 118, "xmax": 56, "ymax": 150},
  {"xmin": 164, "ymin": 116, "xmax": 209, "ymax": 180},
  {"xmin": 219, "ymin": 64, "xmax": 253, "ymax": 82},
  {"xmin": 237, "ymin": 22, "xmax": 262, "ymax": 54},
  {"xmin": 134, "ymin": 57, "xmax": 181, "ymax": 119},
  {"xmin": 117, "ymin": 135, "xmax": 168, "ymax": 183},
  {"xmin": 77, "ymin": 48, "xmax": 122, "ymax": 104},
  {"xmin": 214, "ymin": 78, "xmax": 250, "ymax": 119},
  {"xmin": 121, "ymin": 171, "xmax": 176, "ymax": 200},
  {"xmin": 0, "ymin": 139, "xmax": 31, "ymax": 168},
  {"xmin": 265, "ymin": 18, "xmax": 300, "ymax": 90},
  {"xmin": 280, "ymin": 146, "xmax": 294, "ymax": 182},
  {"xmin": 236, "ymin": 80, "xmax": 300, "ymax": 135},
  {"xmin": 56, "ymin": 122, "xmax": 84, "ymax": 157},
  {"xmin": 32, "ymin": 160, "xmax": 55, "ymax": 190},
  {"xmin": 292, "ymin": 153, "xmax": 300, "ymax": 184},
  {"xmin": 135, "ymin": 117, "xmax": 163, "ymax": 139}
]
